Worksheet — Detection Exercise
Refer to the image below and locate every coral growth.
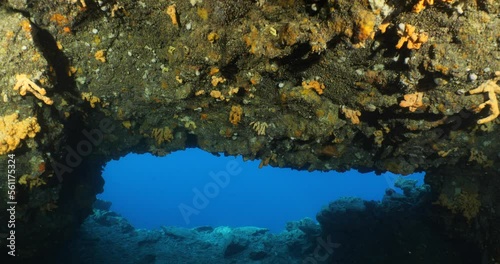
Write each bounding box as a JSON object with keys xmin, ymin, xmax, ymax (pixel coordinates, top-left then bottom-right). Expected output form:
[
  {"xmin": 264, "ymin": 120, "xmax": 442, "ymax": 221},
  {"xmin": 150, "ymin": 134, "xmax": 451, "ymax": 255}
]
[
  {"xmin": 180, "ymin": 116, "xmax": 197, "ymax": 130},
  {"xmin": 412, "ymin": 0, "xmax": 434, "ymax": 13},
  {"xmin": 151, "ymin": 126, "xmax": 173, "ymax": 145},
  {"xmin": 400, "ymin": 92, "xmax": 424, "ymax": 112},
  {"xmin": 211, "ymin": 76, "xmax": 226, "ymax": 87},
  {"xmin": 353, "ymin": 9, "xmax": 376, "ymax": 48},
  {"xmin": 302, "ymin": 80, "xmax": 325, "ymax": 95},
  {"xmin": 250, "ymin": 121, "xmax": 268, "ymax": 136},
  {"xmin": 13, "ymin": 74, "xmax": 54, "ymax": 105},
  {"xmin": 395, "ymin": 24, "xmax": 428, "ymax": 50},
  {"xmin": 18, "ymin": 174, "xmax": 46, "ymax": 190},
  {"xmin": 373, "ymin": 130, "xmax": 384, "ymax": 146},
  {"xmin": 229, "ymin": 105, "xmax": 243, "ymax": 126},
  {"xmin": 0, "ymin": 113, "xmax": 41, "ymax": 155},
  {"xmin": 207, "ymin": 32, "xmax": 219, "ymax": 43},
  {"xmin": 468, "ymin": 73, "xmax": 500, "ymax": 124},
  {"xmin": 166, "ymin": 4, "xmax": 178, "ymax": 26},
  {"xmin": 412, "ymin": 0, "xmax": 454, "ymax": 13},
  {"xmin": 341, "ymin": 106, "xmax": 361, "ymax": 124},
  {"xmin": 81, "ymin": 92, "xmax": 102, "ymax": 108},
  {"xmin": 210, "ymin": 90, "xmax": 225, "ymax": 101},
  {"xmin": 94, "ymin": 50, "xmax": 106, "ymax": 63}
]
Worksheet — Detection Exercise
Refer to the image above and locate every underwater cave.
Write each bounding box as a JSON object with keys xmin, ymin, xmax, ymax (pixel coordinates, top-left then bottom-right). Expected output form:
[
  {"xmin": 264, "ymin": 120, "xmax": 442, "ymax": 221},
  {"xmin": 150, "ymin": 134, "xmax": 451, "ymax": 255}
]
[
  {"xmin": 60, "ymin": 149, "xmax": 436, "ymax": 263},
  {"xmin": 1, "ymin": 0, "xmax": 500, "ymax": 263}
]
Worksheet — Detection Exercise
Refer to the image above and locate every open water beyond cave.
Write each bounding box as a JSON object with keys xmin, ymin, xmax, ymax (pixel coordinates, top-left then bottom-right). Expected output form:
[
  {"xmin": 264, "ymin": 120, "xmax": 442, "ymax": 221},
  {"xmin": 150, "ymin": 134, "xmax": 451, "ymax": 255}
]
[{"xmin": 97, "ymin": 148, "xmax": 425, "ymax": 233}]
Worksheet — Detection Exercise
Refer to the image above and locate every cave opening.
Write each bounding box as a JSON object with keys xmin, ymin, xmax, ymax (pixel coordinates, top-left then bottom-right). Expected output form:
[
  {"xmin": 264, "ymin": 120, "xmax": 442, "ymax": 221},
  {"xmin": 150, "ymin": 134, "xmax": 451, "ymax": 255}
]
[{"xmin": 96, "ymin": 148, "xmax": 425, "ymax": 233}]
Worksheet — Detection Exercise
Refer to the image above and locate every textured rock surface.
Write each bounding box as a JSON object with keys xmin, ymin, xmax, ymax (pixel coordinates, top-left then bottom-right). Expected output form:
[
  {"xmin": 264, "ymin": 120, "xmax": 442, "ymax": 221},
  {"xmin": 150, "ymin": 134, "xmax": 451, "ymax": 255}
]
[
  {"xmin": 57, "ymin": 207, "xmax": 317, "ymax": 264},
  {"xmin": 0, "ymin": 0, "xmax": 499, "ymax": 262}
]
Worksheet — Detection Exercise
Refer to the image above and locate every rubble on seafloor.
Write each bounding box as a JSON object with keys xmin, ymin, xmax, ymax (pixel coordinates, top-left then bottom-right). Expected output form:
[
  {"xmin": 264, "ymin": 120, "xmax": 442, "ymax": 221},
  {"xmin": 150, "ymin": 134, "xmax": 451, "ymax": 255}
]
[
  {"xmin": 57, "ymin": 178, "xmax": 470, "ymax": 264},
  {"xmin": 0, "ymin": 0, "xmax": 499, "ymax": 262}
]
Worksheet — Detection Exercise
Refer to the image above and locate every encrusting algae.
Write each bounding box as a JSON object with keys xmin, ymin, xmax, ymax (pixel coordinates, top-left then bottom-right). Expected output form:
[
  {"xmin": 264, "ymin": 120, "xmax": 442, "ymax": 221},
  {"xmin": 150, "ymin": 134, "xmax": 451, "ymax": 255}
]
[
  {"xmin": 436, "ymin": 191, "xmax": 481, "ymax": 223},
  {"xmin": 18, "ymin": 174, "xmax": 46, "ymax": 190}
]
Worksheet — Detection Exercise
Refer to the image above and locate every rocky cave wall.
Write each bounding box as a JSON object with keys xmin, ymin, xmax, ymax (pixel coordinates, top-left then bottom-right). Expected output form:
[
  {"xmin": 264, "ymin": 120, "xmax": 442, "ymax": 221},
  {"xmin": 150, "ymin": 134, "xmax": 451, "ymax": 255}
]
[{"xmin": 0, "ymin": 0, "xmax": 499, "ymax": 262}]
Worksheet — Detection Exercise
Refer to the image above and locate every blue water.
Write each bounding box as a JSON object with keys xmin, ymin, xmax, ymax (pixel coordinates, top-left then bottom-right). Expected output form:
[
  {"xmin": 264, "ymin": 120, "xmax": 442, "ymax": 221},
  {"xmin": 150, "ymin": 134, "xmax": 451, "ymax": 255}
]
[{"xmin": 98, "ymin": 148, "xmax": 424, "ymax": 233}]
